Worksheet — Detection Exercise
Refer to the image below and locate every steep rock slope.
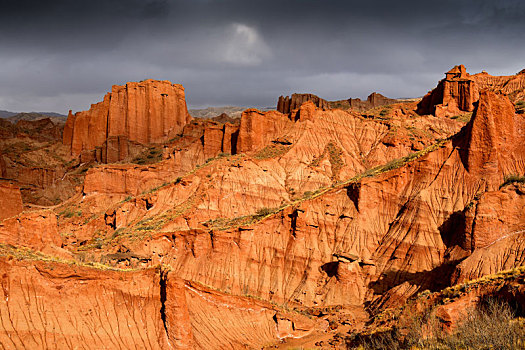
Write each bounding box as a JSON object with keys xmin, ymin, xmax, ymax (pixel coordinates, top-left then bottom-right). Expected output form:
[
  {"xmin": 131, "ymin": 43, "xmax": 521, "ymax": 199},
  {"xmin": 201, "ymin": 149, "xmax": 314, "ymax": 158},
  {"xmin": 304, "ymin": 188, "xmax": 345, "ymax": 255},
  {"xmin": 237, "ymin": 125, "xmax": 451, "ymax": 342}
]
[{"xmin": 0, "ymin": 246, "xmax": 318, "ymax": 349}]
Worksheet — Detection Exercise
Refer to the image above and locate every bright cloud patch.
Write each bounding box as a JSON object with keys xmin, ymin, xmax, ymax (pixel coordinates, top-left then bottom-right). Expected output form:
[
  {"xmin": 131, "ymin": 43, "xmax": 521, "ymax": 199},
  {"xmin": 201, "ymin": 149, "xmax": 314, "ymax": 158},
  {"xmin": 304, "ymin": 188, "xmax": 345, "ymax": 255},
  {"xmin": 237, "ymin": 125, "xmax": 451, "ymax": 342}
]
[{"xmin": 221, "ymin": 23, "xmax": 271, "ymax": 66}]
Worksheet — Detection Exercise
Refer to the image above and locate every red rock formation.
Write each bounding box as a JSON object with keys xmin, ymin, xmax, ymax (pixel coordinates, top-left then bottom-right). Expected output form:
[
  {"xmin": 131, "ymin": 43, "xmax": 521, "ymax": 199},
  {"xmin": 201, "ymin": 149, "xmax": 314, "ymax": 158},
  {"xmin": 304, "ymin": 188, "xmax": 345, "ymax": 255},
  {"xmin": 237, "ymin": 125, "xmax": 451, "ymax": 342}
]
[
  {"xmin": 346, "ymin": 92, "xmax": 398, "ymax": 112},
  {"xmin": 0, "ymin": 210, "xmax": 62, "ymax": 252},
  {"xmin": 463, "ymin": 90, "xmax": 520, "ymax": 181},
  {"xmin": 64, "ymin": 79, "xmax": 191, "ymax": 161},
  {"xmin": 236, "ymin": 109, "xmax": 293, "ymax": 153},
  {"xmin": 417, "ymin": 65, "xmax": 525, "ymax": 117},
  {"xmin": 0, "ymin": 182, "xmax": 23, "ymax": 220},
  {"xmin": 83, "ymin": 163, "xmax": 177, "ymax": 197},
  {"xmin": 15, "ymin": 118, "xmax": 62, "ymax": 140},
  {"xmin": 277, "ymin": 93, "xmax": 329, "ymax": 114}
]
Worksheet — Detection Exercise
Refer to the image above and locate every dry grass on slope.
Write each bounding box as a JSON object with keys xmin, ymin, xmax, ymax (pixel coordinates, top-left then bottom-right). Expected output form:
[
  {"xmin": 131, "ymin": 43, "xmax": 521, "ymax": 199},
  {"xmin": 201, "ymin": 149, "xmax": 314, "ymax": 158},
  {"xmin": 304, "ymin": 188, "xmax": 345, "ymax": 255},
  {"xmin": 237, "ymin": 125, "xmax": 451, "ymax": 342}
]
[{"xmin": 347, "ymin": 266, "xmax": 525, "ymax": 350}]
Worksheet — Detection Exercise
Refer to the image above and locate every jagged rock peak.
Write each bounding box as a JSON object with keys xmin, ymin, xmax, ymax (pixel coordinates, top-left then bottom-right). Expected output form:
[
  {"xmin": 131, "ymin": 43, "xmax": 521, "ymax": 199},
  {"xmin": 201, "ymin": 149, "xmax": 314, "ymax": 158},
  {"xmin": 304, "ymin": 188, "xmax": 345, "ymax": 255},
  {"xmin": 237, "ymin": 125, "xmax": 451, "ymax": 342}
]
[{"xmin": 277, "ymin": 93, "xmax": 329, "ymax": 114}]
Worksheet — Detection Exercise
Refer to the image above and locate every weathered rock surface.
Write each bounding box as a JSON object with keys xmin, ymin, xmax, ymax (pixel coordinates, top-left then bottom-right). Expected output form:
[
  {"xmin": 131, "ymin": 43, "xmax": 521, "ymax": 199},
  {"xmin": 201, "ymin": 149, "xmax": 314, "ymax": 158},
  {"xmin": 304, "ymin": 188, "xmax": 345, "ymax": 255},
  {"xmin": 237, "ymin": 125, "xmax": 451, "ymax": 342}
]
[
  {"xmin": 64, "ymin": 79, "xmax": 191, "ymax": 162},
  {"xmin": 0, "ymin": 152, "xmax": 5, "ymax": 177},
  {"xmin": 417, "ymin": 65, "xmax": 525, "ymax": 117},
  {"xmin": 0, "ymin": 251, "xmax": 317, "ymax": 349},
  {"xmin": 0, "ymin": 117, "xmax": 79, "ymax": 206},
  {"xmin": 277, "ymin": 93, "xmax": 330, "ymax": 114},
  {"xmin": 462, "ymin": 90, "xmax": 521, "ymax": 181},
  {"xmin": 58, "ymin": 91, "xmax": 522, "ymax": 317},
  {"xmin": 0, "ymin": 211, "xmax": 62, "ymax": 252},
  {"xmin": 278, "ymin": 92, "xmax": 399, "ymax": 114},
  {"xmin": 0, "ymin": 182, "xmax": 23, "ymax": 220},
  {"xmin": 329, "ymin": 92, "xmax": 398, "ymax": 112}
]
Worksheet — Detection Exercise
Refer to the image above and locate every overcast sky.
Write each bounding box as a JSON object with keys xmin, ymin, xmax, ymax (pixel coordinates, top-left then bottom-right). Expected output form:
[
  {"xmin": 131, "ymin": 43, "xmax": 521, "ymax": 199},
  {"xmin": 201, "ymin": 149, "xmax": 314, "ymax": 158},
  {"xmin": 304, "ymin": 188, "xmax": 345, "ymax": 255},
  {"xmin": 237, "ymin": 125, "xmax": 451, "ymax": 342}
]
[{"xmin": 1, "ymin": 0, "xmax": 524, "ymax": 114}]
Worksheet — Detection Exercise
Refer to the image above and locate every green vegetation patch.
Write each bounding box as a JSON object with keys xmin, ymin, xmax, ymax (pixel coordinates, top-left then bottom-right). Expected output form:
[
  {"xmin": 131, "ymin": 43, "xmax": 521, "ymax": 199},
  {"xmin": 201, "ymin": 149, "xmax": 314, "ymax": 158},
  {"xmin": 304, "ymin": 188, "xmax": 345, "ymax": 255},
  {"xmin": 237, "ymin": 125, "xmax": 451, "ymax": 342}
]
[
  {"xmin": 0, "ymin": 243, "xmax": 136, "ymax": 271},
  {"xmin": 131, "ymin": 146, "xmax": 163, "ymax": 165},
  {"xmin": 516, "ymin": 100, "xmax": 525, "ymax": 114},
  {"xmin": 59, "ymin": 208, "xmax": 82, "ymax": 218},
  {"xmin": 450, "ymin": 112, "xmax": 473, "ymax": 123},
  {"xmin": 500, "ymin": 174, "xmax": 525, "ymax": 189},
  {"xmin": 254, "ymin": 144, "xmax": 290, "ymax": 160}
]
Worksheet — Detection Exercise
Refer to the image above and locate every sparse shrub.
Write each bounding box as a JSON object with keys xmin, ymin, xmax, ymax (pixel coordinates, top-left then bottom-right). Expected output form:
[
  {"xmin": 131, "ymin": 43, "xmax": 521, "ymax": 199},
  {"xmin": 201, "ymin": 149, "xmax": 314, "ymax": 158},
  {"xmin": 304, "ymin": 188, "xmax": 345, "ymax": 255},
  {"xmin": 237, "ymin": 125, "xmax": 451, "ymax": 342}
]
[
  {"xmin": 516, "ymin": 100, "xmax": 525, "ymax": 114},
  {"xmin": 60, "ymin": 208, "xmax": 82, "ymax": 218},
  {"xmin": 439, "ymin": 298, "xmax": 525, "ymax": 350},
  {"xmin": 450, "ymin": 112, "xmax": 472, "ymax": 123},
  {"xmin": 500, "ymin": 174, "xmax": 525, "ymax": 188},
  {"xmin": 382, "ymin": 158, "xmax": 403, "ymax": 172},
  {"xmin": 379, "ymin": 107, "xmax": 392, "ymax": 118},
  {"xmin": 254, "ymin": 144, "xmax": 289, "ymax": 159},
  {"xmin": 327, "ymin": 142, "xmax": 344, "ymax": 179},
  {"xmin": 348, "ymin": 298, "xmax": 525, "ymax": 350},
  {"xmin": 131, "ymin": 147, "xmax": 163, "ymax": 165},
  {"xmin": 254, "ymin": 207, "xmax": 275, "ymax": 217}
]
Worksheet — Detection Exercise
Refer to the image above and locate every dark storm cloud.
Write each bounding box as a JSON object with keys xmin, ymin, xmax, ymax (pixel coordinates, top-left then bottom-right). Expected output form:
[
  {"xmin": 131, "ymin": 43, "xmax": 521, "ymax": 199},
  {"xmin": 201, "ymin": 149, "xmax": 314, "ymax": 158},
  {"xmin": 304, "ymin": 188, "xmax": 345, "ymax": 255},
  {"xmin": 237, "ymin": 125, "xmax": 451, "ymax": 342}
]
[{"xmin": 0, "ymin": 0, "xmax": 524, "ymax": 112}]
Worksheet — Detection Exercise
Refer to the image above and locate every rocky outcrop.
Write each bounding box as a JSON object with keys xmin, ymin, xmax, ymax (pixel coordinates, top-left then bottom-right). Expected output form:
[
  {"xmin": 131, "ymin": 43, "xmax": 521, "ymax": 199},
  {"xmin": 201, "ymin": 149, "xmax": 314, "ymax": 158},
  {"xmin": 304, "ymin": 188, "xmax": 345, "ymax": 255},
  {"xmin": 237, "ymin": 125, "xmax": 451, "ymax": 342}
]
[
  {"xmin": 345, "ymin": 92, "xmax": 398, "ymax": 112},
  {"xmin": 0, "ymin": 210, "xmax": 63, "ymax": 254},
  {"xmin": 72, "ymin": 92, "xmax": 522, "ymax": 313},
  {"xmin": 278, "ymin": 92, "xmax": 398, "ymax": 114},
  {"xmin": 451, "ymin": 184, "xmax": 525, "ymax": 283},
  {"xmin": 63, "ymin": 79, "xmax": 191, "ymax": 162},
  {"xmin": 462, "ymin": 90, "xmax": 521, "ymax": 181},
  {"xmin": 236, "ymin": 109, "xmax": 293, "ymax": 153},
  {"xmin": 0, "ymin": 182, "xmax": 23, "ymax": 220},
  {"xmin": 417, "ymin": 65, "xmax": 525, "ymax": 117},
  {"xmin": 15, "ymin": 118, "xmax": 62, "ymax": 141},
  {"xmin": 277, "ymin": 93, "xmax": 329, "ymax": 114}
]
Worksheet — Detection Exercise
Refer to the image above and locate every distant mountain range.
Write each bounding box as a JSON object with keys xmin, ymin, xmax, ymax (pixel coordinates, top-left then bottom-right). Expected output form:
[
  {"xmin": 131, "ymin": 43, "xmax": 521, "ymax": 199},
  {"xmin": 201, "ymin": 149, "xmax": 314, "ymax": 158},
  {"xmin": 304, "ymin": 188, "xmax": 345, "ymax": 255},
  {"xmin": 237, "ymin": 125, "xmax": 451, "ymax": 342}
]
[
  {"xmin": 0, "ymin": 110, "xmax": 67, "ymax": 124},
  {"xmin": 189, "ymin": 106, "xmax": 273, "ymax": 119}
]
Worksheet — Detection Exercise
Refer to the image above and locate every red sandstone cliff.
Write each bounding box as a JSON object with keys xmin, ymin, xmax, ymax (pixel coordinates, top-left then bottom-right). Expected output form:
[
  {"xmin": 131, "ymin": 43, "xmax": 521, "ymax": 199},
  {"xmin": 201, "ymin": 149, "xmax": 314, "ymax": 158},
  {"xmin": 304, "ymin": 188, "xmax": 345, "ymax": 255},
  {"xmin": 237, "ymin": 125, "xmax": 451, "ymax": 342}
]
[
  {"xmin": 63, "ymin": 79, "xmax": 191, "ymax": 162},
  {"xmin": 277, "ymin": 92, "xmax": 398, "ymax": 114},
  {"xmin": 417, "ymin": 65, "xmax": 525, "ymax": 117},
  {"xmin": 346, "ymin": 92, "xmax": 398, "ymax": 112},
  {"xmin": 277, "ymin": 93, "xmax": 329, "ymax": 114}
]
